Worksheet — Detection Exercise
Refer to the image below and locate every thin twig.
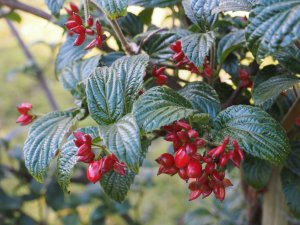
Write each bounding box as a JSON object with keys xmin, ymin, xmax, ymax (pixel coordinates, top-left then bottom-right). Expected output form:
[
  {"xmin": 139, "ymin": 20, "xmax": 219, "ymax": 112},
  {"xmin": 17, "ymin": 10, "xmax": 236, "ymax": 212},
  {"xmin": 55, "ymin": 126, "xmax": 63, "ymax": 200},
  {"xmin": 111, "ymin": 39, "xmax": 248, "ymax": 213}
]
[
  {"xmin": 0, "ymin": 0, "xmax": 56, "ymax": 23},
  {"xmin": 281, "ymin": 96, "xmax": 300, "ymax": 132},
  {"xmin": 83, "ymin": 0, "xmax": 90, "ymax": 24},
  {"xmin": 6, "ymin": 20, "xmax": 59, "ymax": 111}
]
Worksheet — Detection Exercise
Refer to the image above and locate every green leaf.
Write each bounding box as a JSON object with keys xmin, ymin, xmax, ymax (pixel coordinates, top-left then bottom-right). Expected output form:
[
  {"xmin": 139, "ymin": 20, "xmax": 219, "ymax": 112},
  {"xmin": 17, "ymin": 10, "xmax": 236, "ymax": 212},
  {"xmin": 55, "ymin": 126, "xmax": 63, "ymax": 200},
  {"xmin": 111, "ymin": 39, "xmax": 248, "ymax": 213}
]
[
  {"xmin": 57, "ymin": 127, "xmax": 99, "ymax": 193},
  {"xmin": 178, "ymin": 82, "xmax": 220, "ymax": 118},
  {"xmin": 99, "ymin": 114, "xmax": 141, "ymax": 173},
  {"xmin": 182, "ymin": 0, "xmax": 219, "ymax": 31},
  {"xmin": 100, "ymin": 138, "xmax": 150, "ymax": 202},
  {"xmin": 129, "ymin": 0, "xmax": 180, "ymax": 8},
  {"xmin": 214, "ymin": 0, "xmax": 257, "ymax": 13},
  {"xmin": 217, "ymin": 30, "xmax": 245, "ymax": 64},
  {"xmin": 45, "ymin": 180, "xmax": 65, "ymax": 211},
  {"xmin": 86, "ymin": 67, "xmax": 124, "ymax": 125},
  {"xmin": 273, "ymin": 44, "xmax": 300, "ymax": 74},
  {"xmin": 212, "ymin": 105, "xmax": 290, "ymax": 165},
  {"xmin": 286, "ymin": 142, "xmax": 300, "ymax": 177},
  {"xmin": 242, "ymin": 155, "xmax": 272, "ymax": 190},
  {"xmin": 281, "ymin": 167, "xmax": 300, "ymax": 218},
  {"xmin": 24, "ymin": 111, "xmax": 77, "ymax": 182},
  {"xmin": 142, "ymin": 31, "xmax": 181, "ymax": 63},
  {"xmin": 96, "ymin": 0, "xmax": 128, "ymax": 20},
  {"xmin": 118, "ymin": 12, "xmax": 144, "ymax": 37},
  {"xmin": 55, "ymin": 35, "xmax": 90, "ymax": 74},
  {"xmin": 246, "ymin": 0, "xmax": 300, "ymax": 59},
  {"xmin": 59, "ymin": 55, "xmax": 100, "ymax": 99},
  {"xmin": 138, "ymin": 8, "xmax": 154, "ymax": 25},
  {"xmin": 133, "ymin": 86, "xmax": 196, "ymax": 132},
  {"xmin": 99, "ymin": 52, "xmax": 126, "ymax": 67},
  {"xmin": 90, "ymin": 205, "xmax": 106, "ymax": 225},
  {"xmin": 45, "ymin": 0, "xmax": 65, "ymax": 15},
  {"xmin": 181, "ymin": 32, "xmax": 215, "ymax": 68},
  {"xmin": 253, "ymin": 75, "xmax": 300, "ymax": 109},
  {"xmin": 86, "ymin": 54, "xmax": 148, "ymax": 125},
  {"xmin": 5, "ymin": 11, "xmax": 22, "ymax": 23},
  {"xmin": 111, "ymin": 54, "xmax": 149, "ymax": 112}
]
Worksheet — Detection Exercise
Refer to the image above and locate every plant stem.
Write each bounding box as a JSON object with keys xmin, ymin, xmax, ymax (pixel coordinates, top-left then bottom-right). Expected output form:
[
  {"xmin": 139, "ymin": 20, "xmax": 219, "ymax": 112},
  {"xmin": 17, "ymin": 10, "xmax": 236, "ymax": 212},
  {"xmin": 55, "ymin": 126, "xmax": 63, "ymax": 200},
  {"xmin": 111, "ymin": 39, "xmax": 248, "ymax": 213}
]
[
  {"xmin": 0, "ymin": 0, "xmax": 55, "ymax": 23},
  {"xmin": 83, "ymin": 0, "xmax": 89, "ymax": 24},
  {"xmin": 221, "ymin": 85, "xmax": 243, "ymax": 109},
  {"xmin": 6, "ymin": 20, "xmax": 59, "ymax": 111}
]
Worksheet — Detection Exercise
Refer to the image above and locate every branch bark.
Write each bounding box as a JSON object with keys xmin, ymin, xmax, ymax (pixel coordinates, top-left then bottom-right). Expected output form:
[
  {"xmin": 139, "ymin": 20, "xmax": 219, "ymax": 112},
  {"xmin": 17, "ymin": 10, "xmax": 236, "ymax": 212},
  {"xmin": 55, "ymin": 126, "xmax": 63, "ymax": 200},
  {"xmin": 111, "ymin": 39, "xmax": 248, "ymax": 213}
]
[
  {"xmin": 6, "ymin": 19, "xmax": 59, "ymax": 111},
  {"xmin": 0, "ymin": 0, "xmax": 55, "ymax": 22}
]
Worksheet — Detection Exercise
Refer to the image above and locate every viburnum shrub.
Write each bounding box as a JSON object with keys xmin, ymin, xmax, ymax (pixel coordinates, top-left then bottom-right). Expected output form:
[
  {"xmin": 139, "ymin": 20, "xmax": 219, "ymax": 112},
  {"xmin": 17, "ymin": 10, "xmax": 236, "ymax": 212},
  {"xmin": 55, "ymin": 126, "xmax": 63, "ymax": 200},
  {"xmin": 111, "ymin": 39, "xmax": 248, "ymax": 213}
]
[{"xmin": 8, "ymin": 0, "xmax": 300, "ymax": 222}]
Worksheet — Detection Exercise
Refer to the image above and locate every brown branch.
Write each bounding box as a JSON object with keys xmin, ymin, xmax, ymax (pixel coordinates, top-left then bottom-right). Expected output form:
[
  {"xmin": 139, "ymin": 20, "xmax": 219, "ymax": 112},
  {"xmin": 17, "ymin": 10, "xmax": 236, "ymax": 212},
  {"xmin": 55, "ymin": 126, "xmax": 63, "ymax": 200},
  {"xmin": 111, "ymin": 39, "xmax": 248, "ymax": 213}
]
[
  {"xmin": 0, "ymin": 0, "xmax": 56, "ymax": 22},
  {"xmin": 6, "ymin": 20, "xmax": 59, "ymax": 111},
  {"xmin": 281, "ymin": 96, "xmax": 300, "ymax": 132},
  {"xmin": 221, "ymin": 85, "xmax": 243, "ymax": 109}
]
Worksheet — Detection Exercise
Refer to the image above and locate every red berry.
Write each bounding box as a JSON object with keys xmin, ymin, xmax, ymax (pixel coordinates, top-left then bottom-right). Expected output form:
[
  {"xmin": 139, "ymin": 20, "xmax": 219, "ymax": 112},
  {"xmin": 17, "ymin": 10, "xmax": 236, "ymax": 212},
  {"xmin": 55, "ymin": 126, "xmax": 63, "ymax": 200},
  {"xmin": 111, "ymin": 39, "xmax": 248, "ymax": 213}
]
[
  {"xmin": 194, "ymin": 138, "xmax": 205, "ymax": 147},
  {"xmin": 170, "ymin": 41, "xmax": 182, "ymax": 53},
  {"xmin": 101, "ymin": 154, "xmax": 116, "ymax": 173},
  {"xmin": 156, "ymin": 74, "xmax": 168, "ymax": 85},
  {"xmin": 73, "ymin": 13, "xmax": 83, "ymax": 25},
  {"xmin": 85, "ymin": 39, "xmax": 97, "ymax": 50},
  {"xmin": 172, "ymin": 51, "xmax": 185, "ymax": 62},
  {"xmin": 70, "ymin": 3, "xmax": 79, "ymax": 13},
  {"xmin": 113, "ymin": 161, "xmax": 126, "ymax": 175},
  {"xmin": 87, "ymin": 15, "xmax": 94, "ymax": 27},
  {"xmin": 16, "ymin": 102, "xmax": 35, "ymax": 126},
  {"xmin": 219, "ymin": 153, "xmax": 230, "ymax": 168},
  {"xmin": 176, "ymin": 121, "xmax": 191, "ymax": 130},
  {"xmin": 175, "ymin": 148, "xmax": 191, "ymax": 168},
  {"xmin": 188, "ymin": 129, "xmax": 198, "ymax": 139},
  {"xmin": 157, "ymin": 165, "xmax": 178, "ymax": 176},
  {"xmin": 65, "ymin": 20, "xmax": 78, "ymax": 29},
  {"xmin": 87, "ymin": 160, "xmax": 103, "ymax": 183},
  {"xmin": 72, "ymin": 25, "xmax": 86, "ymax": 34},
  {"xmin": 85, "ymin": 29, "xmax": 95, "ymax": 35},
  {"xmin": 205, "ymin": 162, "xmax": 215, "ymax": 174},
  {"xmin": 155, "ymin": 153, "xmax": 175, "ymax": 167},
  {"xmin": 213, "ymin": 186, "xmax": 225, "ymax": 201},
  {"xmin": 73, "ymin": 33, "xmax": 86, "ymax": 46},
  {"xmin": 96, "ymin": 21, "xmax": 102, "ymax": 35},
  {"xmin": 185, "ymin": 143, "xmax": 197, "ymax": 155},
  {"xmin": 178, "ymin": 168, "xmax": 189, "ymax": 180},
  {"xmin": 186, "ymin": 159, "xmax": 202, "ymax": 178},
  {"xmin": 189, "ymin": 190, "xmax": 202, "ymax": 201},
  {"xmin": 176, "ymin": 131, "xmax": 189, "ymax": 143},
  {"xmin": 165, "ymin": 133, "xmax": 177, "ymax": 142}
]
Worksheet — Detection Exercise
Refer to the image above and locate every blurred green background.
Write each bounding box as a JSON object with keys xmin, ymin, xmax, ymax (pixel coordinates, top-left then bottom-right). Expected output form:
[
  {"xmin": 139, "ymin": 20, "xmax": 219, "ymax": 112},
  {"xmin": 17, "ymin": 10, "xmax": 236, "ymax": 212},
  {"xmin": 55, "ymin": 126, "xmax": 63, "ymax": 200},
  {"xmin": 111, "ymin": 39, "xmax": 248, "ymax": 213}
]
[{"xmin": 0, "ymin": 1, "xmax": 244, "ymax": 224}]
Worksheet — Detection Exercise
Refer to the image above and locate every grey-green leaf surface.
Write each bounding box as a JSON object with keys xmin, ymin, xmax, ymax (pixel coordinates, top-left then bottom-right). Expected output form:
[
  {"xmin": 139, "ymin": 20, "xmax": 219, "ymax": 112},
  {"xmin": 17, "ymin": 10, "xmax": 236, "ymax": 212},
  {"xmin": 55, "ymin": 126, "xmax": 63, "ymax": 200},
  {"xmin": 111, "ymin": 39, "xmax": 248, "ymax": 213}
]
[
  {"xmin": 96, "ymin": 0, "xmax": 128, "ymax": 19},
  {"xmin": 179, "ymin": 82, "xmax": 220, "ymax": 118},
  {"xmin": 242, "ymin": 155, "xmax": 272, "ymax": 190},
  {"xmin": 181, "ymin": 32, "xmax": 215, "ymax": 68},
  {"xmin": 129, "ymin": 0, "xmax": 180, "ymax": 8},
  {"xmin": 217, "ymin": 30, "xmax": 245, "ymax": 64},
  {"xmin": 57, "ymin": 127, "xmax": 99, "ymax": 193},
  {"xmin": 246, "ymin": 0, "xmax": 300, "ymax": 59},
  {"xmin": 214, "ymin": 0, "xmax": 258, "ymax": 13},
  {"xmin": 273, "ymin": 44, "xmax": 300, "ymax": 74},
  {"xmin": 133, "ymin": 86, "xmax": 197, "ymax": 132},
  {"xmin": 281, "ymin": 167, "xmax": 300, "ymax": 218},
  {"xmin": 253, "ymin": 75, "xmax": 300, "ymax": 109},
  {"xmin": 24, "ymin": 111, "xmax": 77, "ymax": 182},
  {"xmin": 99, "ymin": 114, "xmax": 141, "ymax": 173},
  {"xmin": 286, "ymin": 142, "xmax": 300, "ymax": 177},
  {"xmin": 212, "ymin": 105, "xmax": 290, "ymax": 165}
]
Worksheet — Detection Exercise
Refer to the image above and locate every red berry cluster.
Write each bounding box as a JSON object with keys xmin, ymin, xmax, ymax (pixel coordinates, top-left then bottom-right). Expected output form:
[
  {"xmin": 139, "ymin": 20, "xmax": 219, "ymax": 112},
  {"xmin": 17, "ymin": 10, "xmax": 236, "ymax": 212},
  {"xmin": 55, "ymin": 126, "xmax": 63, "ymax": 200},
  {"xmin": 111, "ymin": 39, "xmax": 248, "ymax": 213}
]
[
  {"xmin": 16, "ymin": 102, "xmax": 35, "ymax": 126},
  {"xmin": 73, "ymin": 131, "xmax": 126, "ymax": 183},
  {"xmin": 64, "ymin": 3, "xmax": 106, "ymax": 49},
  {"xmin": 155, "ymin": 120, "xmax": 245, "ymax": 201},
  {"xmin": 239, "ymin": 69, "xmax": 253, "ymax": 88},
  {"xmin": 170, "ymin": 41, "xmax": 213, "ymax": 78},
  {"xmin": 152, "ymin": 67, "xmax": 168, "ymax": 85}
]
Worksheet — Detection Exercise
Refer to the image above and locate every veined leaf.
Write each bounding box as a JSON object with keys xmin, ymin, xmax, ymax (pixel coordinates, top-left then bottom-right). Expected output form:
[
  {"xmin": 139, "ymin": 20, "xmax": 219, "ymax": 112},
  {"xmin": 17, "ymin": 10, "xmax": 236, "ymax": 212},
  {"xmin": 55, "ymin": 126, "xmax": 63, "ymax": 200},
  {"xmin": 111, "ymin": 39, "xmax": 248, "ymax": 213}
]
[
  {"xmin": 133, "ymin": 86, "xmax": 197, "ymax": 132},
  {"xmin": 253, "ymin": 75, "xmax": 300, "ymax": 109},
  {"xmin": 100, "ymin": 138, "xmax": 150, "ymax": 202},
  {"xmin": 111, "ymin": 54, "xmax": 149, "ymax": 112},
  {"xmin": 118, "ymin": 12, "xmax": 143, "ymax": 37},
  {"xmin": 45, "ymin": 0, "xmax": 65, "ymax": 15},
  {"xmin": 179, "ymin": 82, "xmax": 220, "ymax": 118},
  {"xmin": 273, "ymin": 44, "xmax": 300, "ymax": 74},
  {"xmin": 212, "ymin": 105, "xmax": 290, "ymax": 165},
  {"xmin": 55, "ymin": 35, "xmax": 91, "ymax": 74},
  {"xmin": 96, "ymin": 0, "xmax": 128, "ymax": 20},
  {"xmin": 281, "ymin": 167, "xmax": 300, "ymax": 218},
  {"xmin": 86, "ymin": 67, "xmax": 124, "ymax": 125},
  {"xmin": 217, "ymin": 30, "xmax": 245, "ymax": 64},
  {"xmin": 24, "ymin": 111, "xmax": 77, "ymax": 182},
  {"xmin": 99, "ymin": 114, "xmax": 141, "ymax": 173},
  {"xmin": 242, "ymin": 155, "xmax": 272, "ymax": 190},
  {"xmin": 60, "ymin": 55, "xmax": 100, "ymax": 99},
  {"xmin": 214, "ymin": 0, "xmax": 258, "ymax": 13},
  {"xmin": 57, "ymin": 127, "xmax": 99, "ymax": 193},
  {"xmin": 182, "ymin": 0, "xmax": 219, "ymax": 31},
  {"xmin": 181, "ymin": 32, "xmax": 215, "ymax": 68},
  {"xmin": 129, "ymin": 0, "xmax": 180, "ymax": 8},
  {"xmin": 286, "ymin": 142, "xmax": 300, "ymax": 177},
  {"xmin": 246, "ymin": 0, "xmax": 300, "ymax": 59}
]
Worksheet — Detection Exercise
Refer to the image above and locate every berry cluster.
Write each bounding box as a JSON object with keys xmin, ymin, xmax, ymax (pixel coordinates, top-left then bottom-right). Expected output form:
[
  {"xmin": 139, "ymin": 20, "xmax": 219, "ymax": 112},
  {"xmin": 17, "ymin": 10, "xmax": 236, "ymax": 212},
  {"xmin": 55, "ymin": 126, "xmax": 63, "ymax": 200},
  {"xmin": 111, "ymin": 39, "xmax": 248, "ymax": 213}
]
[
  {"xmin": 155, "ymin": 120, "xmax": 244, "ymax": 201},
  {"xmin": 152, "ymin": 67, "xmax": 168, "ymax": 85},
  {"xmin": 73, "ymin": 131, "xmax": 126, "ymax": 183},
  {"xmin": 64, "ymin": 3, "xmax": 106, "ymax": 49},
  {"xmin": 170, "ymin": 41, "xmax": 213, "ymax": 78},
  {"xmin": 16, "ymin": 102, "xmax": 35, "ymax": 126},
  {"xmin": 239, "ymin": 69, "xmax": 253, "ymax": 88}
]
